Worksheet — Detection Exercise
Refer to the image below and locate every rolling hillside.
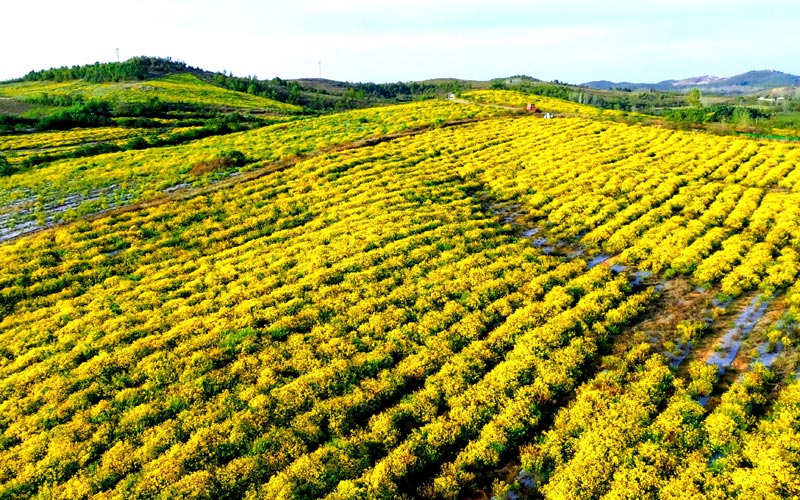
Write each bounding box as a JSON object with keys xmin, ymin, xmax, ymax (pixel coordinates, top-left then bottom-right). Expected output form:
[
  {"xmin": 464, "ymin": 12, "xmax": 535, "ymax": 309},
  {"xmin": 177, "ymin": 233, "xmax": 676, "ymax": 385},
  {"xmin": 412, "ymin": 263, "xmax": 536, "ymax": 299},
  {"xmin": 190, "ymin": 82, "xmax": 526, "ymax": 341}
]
[
  {"xmin": 0, "ymin": 74, "xmax": 798, "ymax": 498},
  {"xmin": 0, "ymin": 73, "xmax": 302, "ymax": 114}
]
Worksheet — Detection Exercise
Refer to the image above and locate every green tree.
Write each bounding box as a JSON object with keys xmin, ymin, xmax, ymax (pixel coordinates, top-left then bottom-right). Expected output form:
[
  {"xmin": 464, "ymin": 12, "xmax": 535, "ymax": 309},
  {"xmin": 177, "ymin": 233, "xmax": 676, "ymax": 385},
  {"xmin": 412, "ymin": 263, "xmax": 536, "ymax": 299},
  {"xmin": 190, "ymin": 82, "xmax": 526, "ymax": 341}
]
[
  {"xmin": 731, "ymin": 106, "xmax": 753, "ymax": 129},
  {"xmin": 288, "ymin": 82, "xmax": 300, "ymax": 105},
  {"xmin": 687, "ymin": 88, "xmax": 702, "ymax": 107}
]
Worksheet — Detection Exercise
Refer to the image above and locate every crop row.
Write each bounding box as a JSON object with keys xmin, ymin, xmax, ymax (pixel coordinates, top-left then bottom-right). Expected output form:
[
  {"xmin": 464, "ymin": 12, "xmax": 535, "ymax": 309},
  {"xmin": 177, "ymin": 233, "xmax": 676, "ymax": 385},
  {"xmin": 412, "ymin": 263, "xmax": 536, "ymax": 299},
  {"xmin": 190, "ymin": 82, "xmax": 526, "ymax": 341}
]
[{"xmin": 1, "ymin": 91, "xmax": 799, "ymax": 497}]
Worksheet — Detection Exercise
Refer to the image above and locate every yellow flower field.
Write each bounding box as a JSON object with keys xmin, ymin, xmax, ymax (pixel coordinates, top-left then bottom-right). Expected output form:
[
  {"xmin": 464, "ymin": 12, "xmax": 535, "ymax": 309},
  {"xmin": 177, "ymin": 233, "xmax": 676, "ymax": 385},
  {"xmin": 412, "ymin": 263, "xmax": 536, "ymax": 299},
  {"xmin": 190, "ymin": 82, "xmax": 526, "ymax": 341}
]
[{"xmin": 0, "ymin": 90, "xmax": 797, "ymax": 499}]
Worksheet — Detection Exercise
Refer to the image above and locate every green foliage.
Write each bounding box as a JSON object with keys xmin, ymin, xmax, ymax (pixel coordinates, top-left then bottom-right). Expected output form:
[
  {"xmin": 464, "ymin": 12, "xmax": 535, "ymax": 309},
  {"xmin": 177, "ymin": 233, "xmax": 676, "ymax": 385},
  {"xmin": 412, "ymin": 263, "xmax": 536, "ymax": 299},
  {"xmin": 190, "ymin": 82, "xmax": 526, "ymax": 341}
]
[
  {"xmin": 110, "ymin": 96, "xmax": 179, "ymax": 118},
  {"xmin": 19, "ymin": 56, "xmax": 194, "ymax": 83},
  {"xmin": 218, "ymin": 149, "xmax": 246, "ymax": 167},
  {"xmin": 35, "ymin": 100, "xmax": 114, "ymax": 130},
  {"xmin": 0, "ymin": 154, "xmax": 16, "ymax": 176},
  {"xmin": 0, "ymin": 114, "xmax": 35, "ymax": 133},
  {"xmin": 665, "ymin": 105, "xmax": 771, "ymax": 125},
  {"xmin": 520, "ymin": 84, "xmax": 570, "ymax": 100},
  {"xmin": 21, "ymin": 141, "xmax": 122, "ymax": 169},
  {"xmin": 687, "ymin": 88, "xmax": 702, "ymax": 107},
  {"xmin": 124, "ymin": 136, "xmax": 150, "ymax": 150},
  {"xmin": 22, "ymin": 92, "xmax": 86, "ymax": 107},
  {"xmin": 116, "ymin": 117, "xmax": 160, "ymax": 128}
]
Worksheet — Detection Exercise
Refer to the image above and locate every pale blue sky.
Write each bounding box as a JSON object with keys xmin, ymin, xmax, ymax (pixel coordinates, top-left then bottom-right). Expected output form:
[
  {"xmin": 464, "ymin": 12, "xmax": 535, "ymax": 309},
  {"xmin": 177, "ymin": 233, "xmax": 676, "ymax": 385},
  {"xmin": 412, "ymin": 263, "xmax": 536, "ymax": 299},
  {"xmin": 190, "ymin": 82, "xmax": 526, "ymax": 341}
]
[{"xmin": 3, "ymin": 0, "xmax": 798, "ymax": 83}]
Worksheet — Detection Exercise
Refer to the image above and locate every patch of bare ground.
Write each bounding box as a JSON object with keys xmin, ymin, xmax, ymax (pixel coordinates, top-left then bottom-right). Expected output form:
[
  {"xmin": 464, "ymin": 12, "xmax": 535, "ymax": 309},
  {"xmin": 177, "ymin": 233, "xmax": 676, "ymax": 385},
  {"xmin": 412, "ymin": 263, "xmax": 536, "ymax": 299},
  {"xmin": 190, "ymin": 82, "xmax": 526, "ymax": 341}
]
[
  {"xmin": 0, "ymin": 97, "xmax": 32, "ymax": 115},
  {"xmin": 693, "ymin": 293, "xmax": 769, "ymax": 370},
  {"xmin": 644, "ymin": 278, "xmax": 708, "ymax": 330}
]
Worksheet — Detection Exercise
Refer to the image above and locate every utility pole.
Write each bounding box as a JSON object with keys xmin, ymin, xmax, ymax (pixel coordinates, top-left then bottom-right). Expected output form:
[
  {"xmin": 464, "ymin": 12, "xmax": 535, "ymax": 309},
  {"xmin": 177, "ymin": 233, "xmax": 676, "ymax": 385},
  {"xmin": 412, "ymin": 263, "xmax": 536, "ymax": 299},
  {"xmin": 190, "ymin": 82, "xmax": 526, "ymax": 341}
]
[
  {"xmin": 319, "ymin": 61, "xmax": 322, "ymax": 79},
  {"xmin": 116, "ymin": 48, "xmax": 120, "ymax": 62}
]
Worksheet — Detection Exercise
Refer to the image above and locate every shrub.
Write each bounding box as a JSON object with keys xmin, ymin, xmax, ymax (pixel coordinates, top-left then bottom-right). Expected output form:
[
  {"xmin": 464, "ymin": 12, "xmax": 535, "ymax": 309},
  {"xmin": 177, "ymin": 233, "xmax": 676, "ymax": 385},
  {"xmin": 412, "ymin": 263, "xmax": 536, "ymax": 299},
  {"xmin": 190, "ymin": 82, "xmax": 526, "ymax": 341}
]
[
  {"xmin": 190, "ymin": 150, "xmax": 247, "ymax": 175},
  {"xmin": 0, "ymin": 154, "xmax": 17, "ymax": 176},
  {"xmin": 124, "ymin": 136, "xmax": 150, "ymax": 150}
]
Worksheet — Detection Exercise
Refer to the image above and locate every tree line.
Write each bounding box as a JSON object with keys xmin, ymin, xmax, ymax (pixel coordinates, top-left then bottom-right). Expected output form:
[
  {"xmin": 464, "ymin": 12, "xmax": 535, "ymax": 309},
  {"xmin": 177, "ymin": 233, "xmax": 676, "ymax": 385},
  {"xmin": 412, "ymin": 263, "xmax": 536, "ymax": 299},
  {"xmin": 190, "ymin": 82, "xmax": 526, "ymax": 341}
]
[
  {"xmin": 17, "ymin": 56, "xmax": 196, "ymax": 83},
  {"xmin": 11, "ymin": 57, "xmax": 474, "ymax": 112}
]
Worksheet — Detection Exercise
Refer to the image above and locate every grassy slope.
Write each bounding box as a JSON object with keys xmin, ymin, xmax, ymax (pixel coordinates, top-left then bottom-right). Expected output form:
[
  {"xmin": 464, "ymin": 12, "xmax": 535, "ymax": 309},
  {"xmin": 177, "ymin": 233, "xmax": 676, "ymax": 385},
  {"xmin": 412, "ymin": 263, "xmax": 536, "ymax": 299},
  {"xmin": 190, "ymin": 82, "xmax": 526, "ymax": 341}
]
[{"xmin": 0, "ymin": 73, "xmax": 302, "ymax": 113}]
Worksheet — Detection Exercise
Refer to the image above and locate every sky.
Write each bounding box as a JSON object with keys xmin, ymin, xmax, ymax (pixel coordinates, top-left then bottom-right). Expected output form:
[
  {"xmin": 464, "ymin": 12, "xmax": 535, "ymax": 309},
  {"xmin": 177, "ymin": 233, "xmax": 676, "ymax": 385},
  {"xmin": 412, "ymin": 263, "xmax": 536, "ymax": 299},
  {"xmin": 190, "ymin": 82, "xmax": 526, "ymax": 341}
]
[{"xmin": 2, "ymin": 0, "xmax": 799, "ymax": 84}]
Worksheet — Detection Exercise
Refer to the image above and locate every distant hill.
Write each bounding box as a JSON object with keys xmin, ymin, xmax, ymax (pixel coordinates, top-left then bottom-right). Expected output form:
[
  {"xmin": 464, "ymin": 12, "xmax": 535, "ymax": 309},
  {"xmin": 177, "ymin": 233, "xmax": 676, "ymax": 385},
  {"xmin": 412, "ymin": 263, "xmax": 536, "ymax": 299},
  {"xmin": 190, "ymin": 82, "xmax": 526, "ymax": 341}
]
[
  {"xmin": 583, "ymin": 70, "xmax": 800, "ymax": 94},
  {"xmin": 722, "ymin": 70, "xmax": 800, "ymax": 90}
]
